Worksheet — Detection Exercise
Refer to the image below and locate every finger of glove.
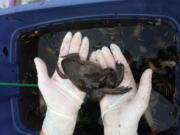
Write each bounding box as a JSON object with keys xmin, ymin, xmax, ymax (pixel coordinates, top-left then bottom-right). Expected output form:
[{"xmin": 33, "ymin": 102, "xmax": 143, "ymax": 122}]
[
  {"xmin": 131, "ymin": 69, "xmax": 152, "ymax": 117},
  {"xmin": 101, "ymin": 46, "xmax": 116, "ymax": 69},
  {"xmin": 96, "ymin": 49, "xmax": 107, "ymax": 69},
  {"xmin": 110, "ymin": 43, "xmax": 135, "ymax": 86},
  {"xmin": 89, "ymin": 51, "xmax": 98, "ymax": 65},
  {"xmin": 79, "ymin": 37, "xmax": 89, "ymax": 61},
  {"xmin": 69, "ymin": 32, "xmax": 82, "ymax": 54},
  {"xmin": 52, "ymin": 57, "xmax": 64, "ymax": 80},
  {"xmin": 59, "ymin": 32, "xmax": 72, "ymax": 57},
  {"xmin": 55, "ymin": 32, "xmax": 72, "ymax": 77},
  {"xmin": 34, "ymin": 57, "xmax": 49, "ymax": 82}
]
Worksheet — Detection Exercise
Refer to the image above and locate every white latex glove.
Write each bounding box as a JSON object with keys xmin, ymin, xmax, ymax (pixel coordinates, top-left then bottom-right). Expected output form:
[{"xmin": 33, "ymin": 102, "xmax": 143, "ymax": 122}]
[
  {"xmin": 34, "ymin": 32, "xmax": 89, "ymax": 135},
  {"xmin": 89, "ymin": 44, "xmax": 152, "ymax": 135}
]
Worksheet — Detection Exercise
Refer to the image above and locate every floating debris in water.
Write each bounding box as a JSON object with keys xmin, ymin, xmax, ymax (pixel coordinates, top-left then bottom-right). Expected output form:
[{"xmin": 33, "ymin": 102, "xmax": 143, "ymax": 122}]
[{"xmin": 144, "ymin": 90, "xmax": 177, "ymax": 132}]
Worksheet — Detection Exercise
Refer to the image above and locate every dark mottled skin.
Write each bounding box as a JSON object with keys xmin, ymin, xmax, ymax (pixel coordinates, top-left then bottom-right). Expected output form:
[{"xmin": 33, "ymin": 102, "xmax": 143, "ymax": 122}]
[{"xmin": 56, "ymin": 53, "xmax": 131, "ymax": 101}]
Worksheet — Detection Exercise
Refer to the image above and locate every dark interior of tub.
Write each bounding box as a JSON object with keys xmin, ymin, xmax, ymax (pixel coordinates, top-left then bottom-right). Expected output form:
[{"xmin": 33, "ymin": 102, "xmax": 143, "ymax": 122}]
[{"xmin": 16, "ymin": 18, "xmax": 180, "ymax": 135}]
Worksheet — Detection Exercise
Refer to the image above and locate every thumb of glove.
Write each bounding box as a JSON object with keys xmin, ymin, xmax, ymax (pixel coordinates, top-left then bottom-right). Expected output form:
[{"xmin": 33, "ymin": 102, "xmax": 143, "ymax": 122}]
[
  {"xmin": 34, "ymin": 57, "xmax": 49, "ymax": 82},
  {"xmin": 132, "ymin": 68, "xmax": 152, "ymax": 118}
]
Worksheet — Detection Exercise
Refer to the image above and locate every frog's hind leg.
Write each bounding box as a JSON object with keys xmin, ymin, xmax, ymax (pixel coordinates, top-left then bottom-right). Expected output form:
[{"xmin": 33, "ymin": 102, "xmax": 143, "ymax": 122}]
[
  {"xmin": 56, "ymin": 65, "xmax": 68, "ymax": 79},
  {"xmin": 116, "ymin": 63, "xmax": 124, "ymax": 85},
  {"xmin": 102, "ymin": 86, "xmax": 132, "ymax": 95}
]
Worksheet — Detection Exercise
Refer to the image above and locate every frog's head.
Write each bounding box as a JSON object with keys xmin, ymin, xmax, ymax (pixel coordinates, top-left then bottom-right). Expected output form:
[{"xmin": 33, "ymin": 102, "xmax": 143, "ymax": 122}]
[
  {"xmin": 61, "ymin": 53, "xmax": 80, "ymax": 66},
  {"xmin": 62, "ymin": 53, "xmax": 80, "ymax": 61}
]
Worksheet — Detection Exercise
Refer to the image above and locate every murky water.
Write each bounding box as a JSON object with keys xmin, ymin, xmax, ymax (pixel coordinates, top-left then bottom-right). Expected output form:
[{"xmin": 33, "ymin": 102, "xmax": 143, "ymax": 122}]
[{"xmin": 17, "ymin": 19, "xmax": 179, "ymax": 134}]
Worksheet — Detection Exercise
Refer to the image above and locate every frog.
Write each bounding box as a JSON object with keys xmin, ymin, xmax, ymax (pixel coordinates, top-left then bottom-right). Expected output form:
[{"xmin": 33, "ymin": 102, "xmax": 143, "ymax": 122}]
[{"xmin": 56, "ymin": 53, "xmax": 131, "ymax": 101}]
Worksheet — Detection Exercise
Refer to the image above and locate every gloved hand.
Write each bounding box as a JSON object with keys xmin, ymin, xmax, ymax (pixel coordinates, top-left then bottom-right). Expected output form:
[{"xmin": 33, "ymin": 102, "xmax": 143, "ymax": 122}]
[
  {"xmin": 90, "ymin": 44, "xmax": 152, "ymax": 135},
  {"xmin": 34, "ymin": 32, "xmax": 89, "ymax": 135}
]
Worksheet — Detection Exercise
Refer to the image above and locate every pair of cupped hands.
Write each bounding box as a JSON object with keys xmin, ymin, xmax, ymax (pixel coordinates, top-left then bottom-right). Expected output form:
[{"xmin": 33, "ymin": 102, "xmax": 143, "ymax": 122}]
[{"xmin": 35, "ymin": 32, "xmax": 152, "ymax": 135}]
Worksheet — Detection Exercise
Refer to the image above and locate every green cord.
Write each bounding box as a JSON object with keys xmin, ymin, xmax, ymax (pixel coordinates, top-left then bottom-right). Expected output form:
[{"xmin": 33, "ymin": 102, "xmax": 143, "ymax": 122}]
[
  {"xmin": 0, "ymin": 82, "xmax": 101, "ymax": 122},
  {"xmin": 0, "ymin": 82, "xmax": 38, "ymax": 87}
]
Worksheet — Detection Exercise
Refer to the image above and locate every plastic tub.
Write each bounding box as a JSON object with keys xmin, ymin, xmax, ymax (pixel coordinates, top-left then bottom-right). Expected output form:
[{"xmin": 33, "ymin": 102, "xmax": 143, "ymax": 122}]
[{"xmin": 0, "ymin": 0, "xmax": 179, "ymax": 134}]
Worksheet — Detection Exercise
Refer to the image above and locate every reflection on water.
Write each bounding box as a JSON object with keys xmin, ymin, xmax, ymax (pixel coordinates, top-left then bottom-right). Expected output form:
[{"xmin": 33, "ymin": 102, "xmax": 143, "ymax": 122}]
[{"xmin": 17, "ymin": 19, "xmax": 179, "ymax": 134}]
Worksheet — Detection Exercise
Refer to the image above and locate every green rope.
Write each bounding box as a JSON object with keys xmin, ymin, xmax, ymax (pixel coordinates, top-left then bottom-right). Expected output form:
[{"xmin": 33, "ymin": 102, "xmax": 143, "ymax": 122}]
[
  {"xmin": 0, "ymin": 82, "xmax": 38, "ymax": 87},
  {"xmin": 0, "ymin": 82, "xmax": 101, "ymax": 122}
]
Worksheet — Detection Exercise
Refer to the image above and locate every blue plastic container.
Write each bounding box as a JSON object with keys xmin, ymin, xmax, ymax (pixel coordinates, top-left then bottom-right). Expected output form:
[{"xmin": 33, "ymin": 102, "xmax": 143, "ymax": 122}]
[{"xmin": 0, "ymin": 0, "xmax": 180, "ymax": 134}]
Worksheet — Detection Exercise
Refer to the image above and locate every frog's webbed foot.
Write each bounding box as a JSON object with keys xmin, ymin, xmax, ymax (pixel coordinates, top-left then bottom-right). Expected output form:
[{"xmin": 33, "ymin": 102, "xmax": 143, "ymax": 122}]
[
  {"xmin": 102, "ymin": 86, "xmax": 132, "ymax": 94},
  {"xmin": 90, "ymin": 89, "xmax": 105, "ymax": 101},
  {"xmin": 56, "ymin": 65, "xmax": 68, "ymax": 79}
]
